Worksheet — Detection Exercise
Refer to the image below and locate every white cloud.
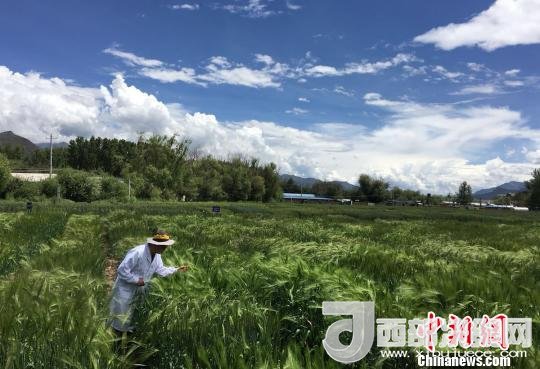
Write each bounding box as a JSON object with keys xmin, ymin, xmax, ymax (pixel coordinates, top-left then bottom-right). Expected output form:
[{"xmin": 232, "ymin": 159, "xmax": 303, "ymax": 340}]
[
  {"xmin": 254, "ymin": 54, "xmax": 273, "ymax": 65},
  {"xmin": 103, "ymin": 47, "xmax": 164, "ymax": 67},
  {"xmin": 285, "ymin": 107, "xmax": 308, "ymax": 115},
  {"xmin": 467, "ymin": 62, "xmax": 486, "ymax": 72},
  {"xmin": 523, "ymin": 148, "xmax": 540, "ymax": 164},
  {"xmin": 402, "ymin": 65, "xmax": 427, "ymax": 76},
  {"xmin": 171, "ymin": 3, "xmax": 199, "ymax": 11},
  {"xmin": 452, "ymin": 84, "xmax": 499, "ymax": 95},
  {"xmin": 286, "ymin": 1, "xmax": 301, "ymax": 11},
  {"xmin": 104, "ymin": 48, "xmax": 426, "ymax": 89},
  {"xmin": 304, "ymin": 53, "xmax": 418, "ymax": 77},
  {"xmin": 2, "ymin": 65, "xmax": 539, "ymax": 193},
  {"xmin": 504, "ymin": 80, "xmax": 525, "ymax": 87},
  {"xmin": 138, "ymin": 67, "xmax": 201, "ymax": 85},
  {"xmin": 0, "ymin": 66, "xmax": 179, "ymax": 141},
  {"xmin": 505, "ymin": 69, "xmax": 520, "ymax": 76},
  {"xmin": 334, "ymin": 85, "xmax": 354, "ymax": 97},
  {"xmin": 200, "ymin": 57, "xmax": 282, "ymax": 88},
  {"xmin": 414, "ymin": 0, "xmax": 540, "ymax": 51},
  {"xmin": 298, "ymin": 97, "xmax": 310, "ymax": 102},
  {"xmin": 433, "ymin": 65, "xmax": 463, "ymax": 80},
  {"xmin": 208, "ymin": 56, "xmax": 231, "ymax": 68},
  {"xmin": 105, "ymin": 49, "xmax": 286, "ymax": 88},
  {"xmin": 220, "ymin": 0, "xmax": 276, "ymax": 18},
  {"xmin": 304, "ymin": 65, "xmax": 339, "ymax": 77}
]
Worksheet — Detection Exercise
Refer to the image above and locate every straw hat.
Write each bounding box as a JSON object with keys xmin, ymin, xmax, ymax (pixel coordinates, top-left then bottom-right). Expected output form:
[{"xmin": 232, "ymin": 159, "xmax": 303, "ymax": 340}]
[{"xmin": 147, "ymin": 230, "xmax": 175, "ymax": 246}]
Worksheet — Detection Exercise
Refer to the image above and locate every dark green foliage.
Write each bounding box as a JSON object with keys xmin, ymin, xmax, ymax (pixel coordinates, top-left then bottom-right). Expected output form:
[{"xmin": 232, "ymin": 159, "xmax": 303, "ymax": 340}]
[
  {"xmin": 40, "ymin": 177, "xmax": 59, "ymax": 198},
  {"xmin": 527, "ymin": 168, "xmax": 540, "ymax": 209},
  {"xmin": 57, "ymin": 168, "xmax": 96, "ymax": 202},
  {"xmin": 61, "ymin": 135, "xmax": 281, "ymax": 202},
  {"xmin": 0, "ymin": 153, "xmax": 10, "ymax": 194},
  {"xmin": 0, "ymin": 144, "xmax": 25, "ymax": 160},
  {"xmin": 12, "ymin": 180, "xmax": 40, "ymax": 200},
  {"xmin": 67, "ymin": 136, "xmax": 137, "ymax": 176},
  {"xmin": 100, "ymin": 176, "xmax": 128, "ymax": 201},
  {"xmin": 312, "ymin": 181, "xmax": 343, "ymax": 198},
  {"xmin": 281, "ymin": 177, "xmax": 301, "ymax": 193},
  {"xmin": 250, "ymin": 175, "xmax": 265, "ymax": 201},
  {"xmin": 358, "ymin": 174, "xmax": 389, "ymax": 202},
  {"xmin": 456, "ymin": 181, "xmax": 473, "ymax": 205}
]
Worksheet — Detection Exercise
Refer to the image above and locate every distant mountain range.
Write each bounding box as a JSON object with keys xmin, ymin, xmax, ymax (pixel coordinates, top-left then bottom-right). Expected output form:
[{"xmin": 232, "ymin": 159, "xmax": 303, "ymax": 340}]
[
  {"xmin": 473, "ymin": 181, "xmax": 527, "ymax": 200},
  {"xmin": 0, "ymin": 131, "xmax": 38, "ymax": 154},
  {"xmin": 36, "ymin": 141, "xmax": 70, "ymax": 149},
  {"xmin": 281, "ymin": 173, "xmax": 529, "ymax": 199},
  {"xmin": 279, "ymin": 174, "xmax": 358, "ymax": 191},
  {"xmin": 0, "ymin": 131, "xmax": 69, "ymax": 153}
]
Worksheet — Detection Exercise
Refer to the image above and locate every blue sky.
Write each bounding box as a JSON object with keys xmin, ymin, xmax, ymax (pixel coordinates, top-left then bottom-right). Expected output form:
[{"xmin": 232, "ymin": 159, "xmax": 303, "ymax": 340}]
[{"xmin": 1, "ymin": 0, "xmax": 540, "ymax": 193}]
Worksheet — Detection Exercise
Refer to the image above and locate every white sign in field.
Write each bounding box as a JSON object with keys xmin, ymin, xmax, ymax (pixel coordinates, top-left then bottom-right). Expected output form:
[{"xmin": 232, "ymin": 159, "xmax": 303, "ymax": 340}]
[{"xmin": 11, "ymin": 173, "xmax": 56, "ymax": 182}]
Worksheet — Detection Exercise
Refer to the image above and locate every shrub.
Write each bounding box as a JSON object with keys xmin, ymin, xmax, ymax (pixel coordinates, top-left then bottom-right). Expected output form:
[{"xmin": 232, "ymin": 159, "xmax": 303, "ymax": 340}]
[
  {"xmin": 13, "ymin": 181, "xmax": 40, "ymax": 200},
  {"xmin": 57, "ymin": 169, "xmax": 96, "ymax": 202},
  {"xmin": 100, "ymin": 176, "xmax": 128, "ymax": 201},
  {"xmin": 0, "ymin": 153, "xmax": 10, "ymax": 195},
  {"xmin": 40, "ymin": 177, "xmax": 59, "ymax": 198}
]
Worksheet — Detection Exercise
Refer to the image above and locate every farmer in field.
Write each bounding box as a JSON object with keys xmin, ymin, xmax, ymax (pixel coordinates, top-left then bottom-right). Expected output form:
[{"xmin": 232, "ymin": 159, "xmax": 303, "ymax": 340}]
[{"xmin": 109, "ymin": 230, "xmax": 188, "ymax": 334}]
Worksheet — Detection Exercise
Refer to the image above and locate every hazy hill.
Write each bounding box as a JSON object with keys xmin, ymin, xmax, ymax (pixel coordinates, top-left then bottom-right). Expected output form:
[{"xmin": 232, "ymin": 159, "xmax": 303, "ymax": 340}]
[
  {"xmin": 279, "ymin": 173, "xmax": 358, "ymax": 192},
  {"xmin": 0, "ymin": 131, "xmax": 38, "ymax": 155},
  {"xmin": 36, "ymin": 141, "xmax": 70, "ymax": 149},
  {"xmin": 473, "ymin": 181, "xmax": 527, "ymax": 200}
]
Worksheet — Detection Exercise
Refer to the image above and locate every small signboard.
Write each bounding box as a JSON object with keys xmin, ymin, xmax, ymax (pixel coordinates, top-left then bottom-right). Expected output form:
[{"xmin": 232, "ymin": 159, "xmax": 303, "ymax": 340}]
[{"xmin": 211, "ymin": 206, "xmax": 221, "ymax": 214}]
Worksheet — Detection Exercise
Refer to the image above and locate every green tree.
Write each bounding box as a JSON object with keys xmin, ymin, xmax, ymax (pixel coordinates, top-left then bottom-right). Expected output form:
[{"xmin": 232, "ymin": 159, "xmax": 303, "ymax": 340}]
[
  {"xmin": 223, "ymin": 158, "xmax": 251, "ymax": 201},
  {"xmin": 311, "ymin": 181, "xmax": 343, "ymax": 198},
  {"xmin": 456, "ymin": 181, "xmax": 473, "ymax": 205},
  {"xmin": 40, "ymin": 177, "xmax": 59, "ymax": 198},
  {"xmin": 281, "ymin": 178, "xmax": 301, "ymax": 193},
  {"xmin": 250, "ymin": 175, "xmax": 265, "ymax": 201},
  {"xmin": 357, "ymin": 174, "xmax": 389, "ymax": 203},
  {"xmin": 13, "ymin": 181, "xmax": 40, "ymax": 200},
  {"xmin": 0, "ymin": 153, "xmax": 10, "ymax": 195},
  {"xmin": 261, "ymin": 163, "xmax": 281, "ymax": 202},
  {"xmin": 527, "ymin": 168, "xmax": 540, "ymax": 209},
  {"xmin": 100, "ymin": 176, "xmax": 128, "ymax": 201},
  {"xmin": 57, "ymin": 169, "xmax": 95, "ymax": 202}
]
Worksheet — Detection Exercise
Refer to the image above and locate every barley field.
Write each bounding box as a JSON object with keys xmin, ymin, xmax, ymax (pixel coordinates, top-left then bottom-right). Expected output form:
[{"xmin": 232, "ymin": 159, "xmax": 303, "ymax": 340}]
[{"xmin": 0, "ymin": 202, "xmax": 538, "ymax": 368}]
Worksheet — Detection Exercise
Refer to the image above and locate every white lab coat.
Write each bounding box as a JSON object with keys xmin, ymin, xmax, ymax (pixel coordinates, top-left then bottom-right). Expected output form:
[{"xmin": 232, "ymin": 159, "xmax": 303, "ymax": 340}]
[{"xmin": 109, "ymin": 244, "xmax": 178, "ymax": 332}]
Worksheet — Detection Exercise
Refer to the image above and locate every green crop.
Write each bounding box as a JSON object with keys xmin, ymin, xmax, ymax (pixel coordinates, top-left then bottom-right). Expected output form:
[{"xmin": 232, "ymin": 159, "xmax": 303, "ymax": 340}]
[{"xmin": 0, "ymin": 203, "xmax": 538, "ymax": 368}]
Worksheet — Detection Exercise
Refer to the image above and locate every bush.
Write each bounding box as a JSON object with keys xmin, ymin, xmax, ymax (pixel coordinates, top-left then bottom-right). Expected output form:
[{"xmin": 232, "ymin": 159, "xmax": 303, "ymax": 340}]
[
  {"xmin": 40, "ymin": 177, "xmax": 59, "ymax": 198},
  {"xmin": 0, "ymin": 153, "xmax": 10, "ymax": 195},
  {"xmin": 13, "ymin": 181, "xmax": 40, "ymax": 200},
  {"xmin": 100, "ymin": 176, "xmax": 128, "ymax": 201},
  {"xmin": 57, "ymin": 169, "xmax": 96, "ymax": 202}
]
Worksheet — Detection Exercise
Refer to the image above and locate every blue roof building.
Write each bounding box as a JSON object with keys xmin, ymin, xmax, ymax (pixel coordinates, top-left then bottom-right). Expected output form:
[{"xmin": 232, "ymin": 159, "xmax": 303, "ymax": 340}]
[{"xmin": 282, "ymin": 193, "xmax": 334, "ymax": 202}]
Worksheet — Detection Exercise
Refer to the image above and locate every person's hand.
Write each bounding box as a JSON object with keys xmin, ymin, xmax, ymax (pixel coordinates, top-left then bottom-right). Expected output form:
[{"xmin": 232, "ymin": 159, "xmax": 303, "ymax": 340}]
[
  {"xmin": 136, "ymin": 277, "xmax": 145, "ymax": 286},
  {"xmin": 177, "ymin": 265, "xmax": 189, "ymax": 273}
]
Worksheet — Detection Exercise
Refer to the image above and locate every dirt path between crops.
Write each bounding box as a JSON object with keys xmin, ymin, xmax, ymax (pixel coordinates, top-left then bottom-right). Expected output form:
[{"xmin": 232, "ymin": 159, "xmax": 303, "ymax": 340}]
[
  {"xmin": 105, "ymin": 257, "xmax": 118, "ymax": 291},
  {"xmin": 101, "ymin": 220, "xmax": 119, "ymax": 291}
]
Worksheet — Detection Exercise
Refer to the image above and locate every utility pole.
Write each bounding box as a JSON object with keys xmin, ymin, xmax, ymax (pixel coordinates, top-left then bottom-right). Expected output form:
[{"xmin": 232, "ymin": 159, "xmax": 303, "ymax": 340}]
[
  {"xmin": 128, "ymin": 178, "xmax": 131, "ymax": 201},
  {"xmin": 48, "ymin": 133, "xmax": 57, "ymax": 178}
]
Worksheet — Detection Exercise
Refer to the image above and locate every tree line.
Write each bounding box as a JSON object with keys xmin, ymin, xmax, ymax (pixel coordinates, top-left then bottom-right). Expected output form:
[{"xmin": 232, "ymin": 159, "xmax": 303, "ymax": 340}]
[
  {"xmin": 0, "ymin": 135, "xmax": 280, "ymax": 202},
  {"xmin": 1, "ymin": 135, "xmax": 540, "ymax": 208}
]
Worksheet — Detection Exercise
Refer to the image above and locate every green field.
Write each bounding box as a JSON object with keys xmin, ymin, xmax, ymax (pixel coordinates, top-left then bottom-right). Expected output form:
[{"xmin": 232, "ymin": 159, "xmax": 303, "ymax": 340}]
[{"xmin": 0, "ymin": 202, "xmax": 538, "ymax": 368}]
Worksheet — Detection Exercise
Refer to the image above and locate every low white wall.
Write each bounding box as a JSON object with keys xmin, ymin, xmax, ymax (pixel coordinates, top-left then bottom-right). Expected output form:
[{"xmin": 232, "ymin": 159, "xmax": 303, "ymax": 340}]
[{"xmin": 11, "ymin": 173, "xmax": 56, "ymax": 182}]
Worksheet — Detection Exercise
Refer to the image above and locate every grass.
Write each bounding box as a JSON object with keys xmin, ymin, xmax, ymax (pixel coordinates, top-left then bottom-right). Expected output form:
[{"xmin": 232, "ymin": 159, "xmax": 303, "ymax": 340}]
[{"xmin": 0, "ymin": 202, "xmax": 538, "ymax": 368}]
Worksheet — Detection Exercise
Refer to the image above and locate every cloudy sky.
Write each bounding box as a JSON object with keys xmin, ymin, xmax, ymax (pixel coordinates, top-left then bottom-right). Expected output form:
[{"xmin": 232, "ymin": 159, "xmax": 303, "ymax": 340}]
[{"xmin": 1, "ymin": 0, "xmax": 540, "ymax": 193}]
